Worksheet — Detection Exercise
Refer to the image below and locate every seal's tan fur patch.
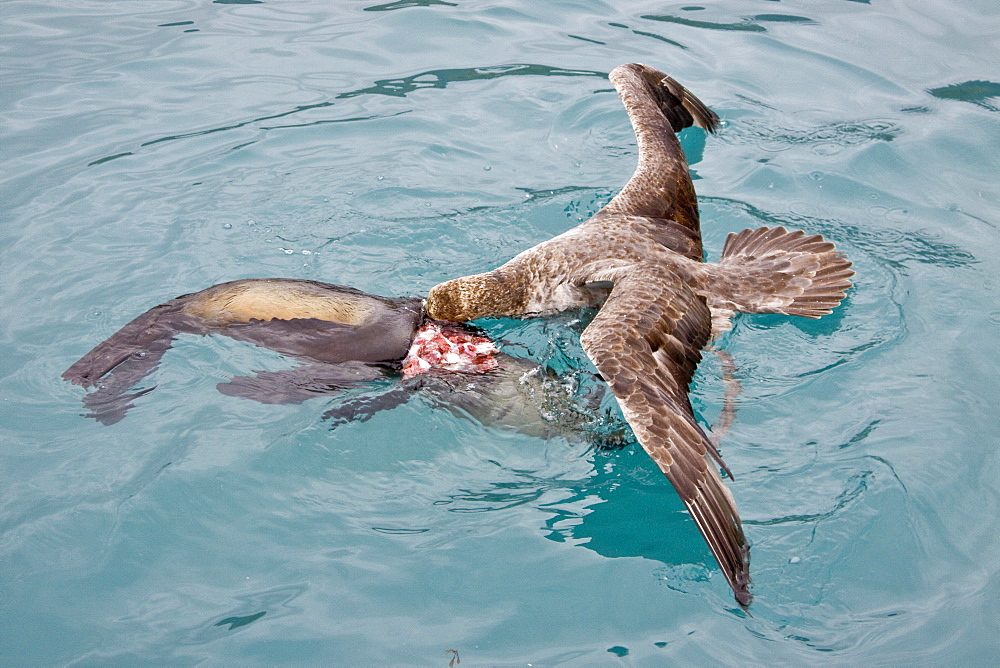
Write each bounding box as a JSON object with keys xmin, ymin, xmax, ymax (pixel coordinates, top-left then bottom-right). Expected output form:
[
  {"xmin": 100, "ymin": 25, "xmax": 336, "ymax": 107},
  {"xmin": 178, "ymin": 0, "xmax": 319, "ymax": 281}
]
[{"xmin": 185, "ymin": 281, "xmax": 373, "ymax": 325}]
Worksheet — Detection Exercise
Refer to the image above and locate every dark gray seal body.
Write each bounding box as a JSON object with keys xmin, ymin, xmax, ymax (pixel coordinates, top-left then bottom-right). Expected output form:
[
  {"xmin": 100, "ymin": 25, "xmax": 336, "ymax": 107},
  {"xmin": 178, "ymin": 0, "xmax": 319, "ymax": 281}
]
[{"xmin": 63, "ymin": 279, "xmax": 423, "ymax": 422}]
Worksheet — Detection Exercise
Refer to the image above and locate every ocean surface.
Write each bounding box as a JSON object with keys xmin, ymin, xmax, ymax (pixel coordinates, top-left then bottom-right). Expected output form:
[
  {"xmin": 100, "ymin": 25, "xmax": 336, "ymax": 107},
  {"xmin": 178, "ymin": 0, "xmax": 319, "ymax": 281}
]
[{"xmin": 3, "ymin": 1, "xmax": 999, "ymax": 664}]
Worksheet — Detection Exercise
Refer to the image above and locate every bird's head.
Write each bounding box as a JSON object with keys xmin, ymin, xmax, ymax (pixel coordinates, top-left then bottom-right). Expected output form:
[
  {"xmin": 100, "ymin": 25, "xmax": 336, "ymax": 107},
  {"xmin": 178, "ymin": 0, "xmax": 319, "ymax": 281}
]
[{"xmin": 425, "ymin": 272, "xmax": 526, "ymax": 322}]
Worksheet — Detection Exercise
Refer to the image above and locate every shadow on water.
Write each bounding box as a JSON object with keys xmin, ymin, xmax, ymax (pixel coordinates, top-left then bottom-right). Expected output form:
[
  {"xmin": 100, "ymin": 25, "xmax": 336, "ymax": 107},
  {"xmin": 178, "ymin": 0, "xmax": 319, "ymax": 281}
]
[
  {"xmin": 544, "ymin": 457, "xmax": 713, "ymax": 568},
  {"xmin": 928, "ymin": 80, "xmax": 1000, "ymax": 112},
  {"xmin": 426, "ymin": 422, "xmax": 726, "ymax": 591}
]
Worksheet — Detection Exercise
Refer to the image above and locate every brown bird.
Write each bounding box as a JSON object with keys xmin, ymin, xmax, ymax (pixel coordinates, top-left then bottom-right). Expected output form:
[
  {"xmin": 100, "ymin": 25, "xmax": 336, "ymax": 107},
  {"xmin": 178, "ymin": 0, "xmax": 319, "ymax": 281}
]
[{"xmin": 424, "ymin": 63, "xmax": 854, "ymax": 606}]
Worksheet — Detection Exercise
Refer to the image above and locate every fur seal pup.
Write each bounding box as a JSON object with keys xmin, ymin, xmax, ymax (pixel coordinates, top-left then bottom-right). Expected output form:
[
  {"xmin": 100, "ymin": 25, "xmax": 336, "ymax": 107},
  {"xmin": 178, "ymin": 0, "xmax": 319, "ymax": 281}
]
[
  {"xmin": 63, "ymin": 279, "xmax": 423, "ymax": 423},
  {"xmin": 422, "ymin": 64, "xmax": 853, "ymax": 605}
]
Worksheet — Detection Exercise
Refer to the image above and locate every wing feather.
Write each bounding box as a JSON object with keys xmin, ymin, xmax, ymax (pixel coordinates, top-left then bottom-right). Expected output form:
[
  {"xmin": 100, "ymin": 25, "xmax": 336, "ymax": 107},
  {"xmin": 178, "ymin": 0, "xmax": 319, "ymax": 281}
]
[{"xmin": 580, "ymin": 264, "xmax": 752, "ymax": 605}]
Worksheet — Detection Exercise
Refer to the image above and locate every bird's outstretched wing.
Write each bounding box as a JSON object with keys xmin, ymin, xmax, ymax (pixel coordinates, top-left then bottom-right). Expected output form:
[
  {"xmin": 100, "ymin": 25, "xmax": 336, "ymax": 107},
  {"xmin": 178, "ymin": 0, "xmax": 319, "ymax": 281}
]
[
  {"xmin": 599, "ymin": 64, "xmax": 720, "ymax": 260},
  {"xmin": 579, "ymin": 263, "xmax": 751, "ymax": 605}
]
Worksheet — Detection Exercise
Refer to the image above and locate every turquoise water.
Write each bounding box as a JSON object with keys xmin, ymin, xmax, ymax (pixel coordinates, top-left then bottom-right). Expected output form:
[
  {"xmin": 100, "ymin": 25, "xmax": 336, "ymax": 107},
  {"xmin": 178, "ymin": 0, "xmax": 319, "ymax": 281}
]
[{"xmin": 3, "ymin": 0, "xmax": 999, "ymax": 664}]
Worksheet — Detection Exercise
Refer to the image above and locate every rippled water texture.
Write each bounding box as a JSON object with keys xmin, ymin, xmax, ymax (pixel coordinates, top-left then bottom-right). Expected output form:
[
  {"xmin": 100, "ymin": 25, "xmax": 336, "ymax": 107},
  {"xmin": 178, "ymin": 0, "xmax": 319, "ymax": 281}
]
[{"xmin": 3, "ymin": 1, "xmax": 999, "ymax": 664}]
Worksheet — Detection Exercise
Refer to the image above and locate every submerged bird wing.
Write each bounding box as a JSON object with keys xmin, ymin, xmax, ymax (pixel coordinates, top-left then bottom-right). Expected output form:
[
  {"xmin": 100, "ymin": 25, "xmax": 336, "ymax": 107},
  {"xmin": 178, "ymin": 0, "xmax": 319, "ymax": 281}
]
[{"xmin": 579, "ymin": 263, "xmax": 751, "ymax": 606}]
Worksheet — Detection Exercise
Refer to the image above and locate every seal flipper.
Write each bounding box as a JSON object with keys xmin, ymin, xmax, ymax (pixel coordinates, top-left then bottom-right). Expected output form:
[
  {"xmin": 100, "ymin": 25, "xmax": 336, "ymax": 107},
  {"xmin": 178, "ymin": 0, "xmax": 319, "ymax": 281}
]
[
  {"xmin": 62, "ymin": 301, "xmax": 192, "ymax": 389},
  {"xmin": 62, "ymin": 301, "xmax": 199, "ymax": 424},
  {"xmin": 216, "ymin": 362, "xmax": 391, "ymax": 405},
  {"xmin": 699, "ymin": 226, "xmax": 854, "ymax": 324}
]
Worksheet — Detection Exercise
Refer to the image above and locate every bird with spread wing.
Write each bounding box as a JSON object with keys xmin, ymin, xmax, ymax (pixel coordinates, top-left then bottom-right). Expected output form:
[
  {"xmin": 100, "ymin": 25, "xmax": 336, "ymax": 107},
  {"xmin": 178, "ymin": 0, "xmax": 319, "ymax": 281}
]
[{"xmin": 425, "ymin": 63, "xmax": 854, "ymax": 606}]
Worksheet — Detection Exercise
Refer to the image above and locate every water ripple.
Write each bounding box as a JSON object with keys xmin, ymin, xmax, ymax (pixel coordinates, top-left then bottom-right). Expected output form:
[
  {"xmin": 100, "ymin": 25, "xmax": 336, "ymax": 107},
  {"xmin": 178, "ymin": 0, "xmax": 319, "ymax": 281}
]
[
  {"xmin": 84, "ymin": 64, "xmax": 605, "ymax": 166},
  {"xmin": 364, "ymin": 0, "xmax": 458, "ymax": 11},
  {"xmin": 336, "ymin": 63, "xmax": 604, "ymax": 99}
]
